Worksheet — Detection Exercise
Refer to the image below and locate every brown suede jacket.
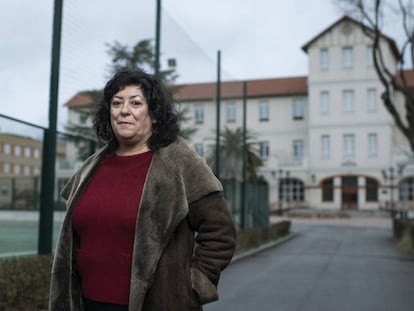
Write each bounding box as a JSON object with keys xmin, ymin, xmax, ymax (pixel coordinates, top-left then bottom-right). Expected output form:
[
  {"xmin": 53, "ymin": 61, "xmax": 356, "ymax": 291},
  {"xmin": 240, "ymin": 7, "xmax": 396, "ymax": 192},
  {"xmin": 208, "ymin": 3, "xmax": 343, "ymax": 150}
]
[{"xmin": 49, "ymin": 137, "xmax": 236, "ymax": 311}]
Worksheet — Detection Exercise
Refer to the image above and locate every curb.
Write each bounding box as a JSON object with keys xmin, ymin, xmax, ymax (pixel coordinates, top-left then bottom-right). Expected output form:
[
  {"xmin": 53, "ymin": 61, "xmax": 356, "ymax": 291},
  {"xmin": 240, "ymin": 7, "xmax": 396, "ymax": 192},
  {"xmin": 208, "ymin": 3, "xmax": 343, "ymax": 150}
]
[{"xmin": 230, "ymin": 232, "xmax": 299, "ymax": 264}]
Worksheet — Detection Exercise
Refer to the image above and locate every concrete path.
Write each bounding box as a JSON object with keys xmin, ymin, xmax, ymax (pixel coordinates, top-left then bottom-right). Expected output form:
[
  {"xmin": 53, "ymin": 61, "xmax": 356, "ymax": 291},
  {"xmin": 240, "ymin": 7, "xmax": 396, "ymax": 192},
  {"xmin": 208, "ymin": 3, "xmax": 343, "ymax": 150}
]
[{"xmin": 205, "ymin": 218, "xmax": 414, "ymax": 311}]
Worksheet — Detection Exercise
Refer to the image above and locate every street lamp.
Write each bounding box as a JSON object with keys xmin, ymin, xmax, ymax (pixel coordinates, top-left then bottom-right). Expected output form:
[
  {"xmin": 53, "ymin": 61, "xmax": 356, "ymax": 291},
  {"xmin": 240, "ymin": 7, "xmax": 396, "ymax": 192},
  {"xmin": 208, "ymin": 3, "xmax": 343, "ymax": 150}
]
[{"xmin": 382, "ymin": 166, "xmax": 402, "ymax": 217}]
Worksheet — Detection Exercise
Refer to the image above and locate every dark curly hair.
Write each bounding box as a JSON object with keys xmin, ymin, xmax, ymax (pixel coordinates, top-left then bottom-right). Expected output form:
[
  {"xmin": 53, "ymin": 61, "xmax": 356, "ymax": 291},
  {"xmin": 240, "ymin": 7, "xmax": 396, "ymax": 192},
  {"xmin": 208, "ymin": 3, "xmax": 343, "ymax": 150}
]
[{"xmin": 94, "ymin": 68, "xmax": 180, "ymax": 152}]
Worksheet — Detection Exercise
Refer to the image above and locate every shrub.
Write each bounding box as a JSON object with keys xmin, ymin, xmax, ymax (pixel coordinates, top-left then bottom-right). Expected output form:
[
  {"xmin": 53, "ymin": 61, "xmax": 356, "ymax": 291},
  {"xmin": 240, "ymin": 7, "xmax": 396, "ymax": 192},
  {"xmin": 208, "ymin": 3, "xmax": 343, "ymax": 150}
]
[
  {"xmin": 397, "ymin": 227, "xmax": 413, "ymax": 253},
  {"xmin": 235, "ymin": 220, "xmax": 291, "ymax": 254},
  {"xmin": 0, "ymin": 255, "xmax": 52, "ymax": 311},
  {"xmin": 393, "ymin": 218, "xmax": 414, "ymax": 253}
]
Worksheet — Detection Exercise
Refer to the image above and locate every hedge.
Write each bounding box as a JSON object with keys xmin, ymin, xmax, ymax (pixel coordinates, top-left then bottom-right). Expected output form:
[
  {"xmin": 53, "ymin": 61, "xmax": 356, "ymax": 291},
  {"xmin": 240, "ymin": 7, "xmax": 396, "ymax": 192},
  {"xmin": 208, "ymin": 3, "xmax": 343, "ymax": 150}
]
[{"xmin": 0, "ymin": 255, "xmax": 52, "ymax": 311}]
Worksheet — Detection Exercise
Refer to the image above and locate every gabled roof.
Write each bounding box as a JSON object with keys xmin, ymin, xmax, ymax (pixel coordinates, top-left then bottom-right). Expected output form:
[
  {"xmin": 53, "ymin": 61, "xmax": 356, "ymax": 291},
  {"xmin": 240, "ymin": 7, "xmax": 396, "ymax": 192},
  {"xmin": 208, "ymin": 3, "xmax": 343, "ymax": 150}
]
[
  {"xmin": 65, "ymin": 92, "xmax": 95, "ymax": 108},
  {"xmin": 301, "ymin": 15, "xmax": 401, "ymax": 61},
  {"xmin": 173, "ymin": 76, "xmax": 308, "ymax": 102}
]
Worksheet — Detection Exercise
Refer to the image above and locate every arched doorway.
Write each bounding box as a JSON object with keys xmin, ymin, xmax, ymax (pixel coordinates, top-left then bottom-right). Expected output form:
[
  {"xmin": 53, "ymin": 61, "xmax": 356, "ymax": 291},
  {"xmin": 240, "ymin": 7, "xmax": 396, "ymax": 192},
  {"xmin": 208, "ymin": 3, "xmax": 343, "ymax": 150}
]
[
  {"xmin": 341, "ymin": 176, "xmax": 358, "ymax": 209},
  {"xmin": 321, "ymin": 175, "xmax": 379, "ymax": 209}
]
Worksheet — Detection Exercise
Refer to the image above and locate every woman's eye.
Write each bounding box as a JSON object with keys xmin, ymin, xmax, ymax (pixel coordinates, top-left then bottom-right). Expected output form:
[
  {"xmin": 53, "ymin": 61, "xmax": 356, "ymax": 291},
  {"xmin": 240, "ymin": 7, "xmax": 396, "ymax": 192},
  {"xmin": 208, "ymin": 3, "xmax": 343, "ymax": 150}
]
[
  {"xmin": 111, "ymin": 101, "xmax": 122, "ymax": 106},
  {"xmin": 131, "ymin": 101, "xmax": 142, "ymax": 107}
]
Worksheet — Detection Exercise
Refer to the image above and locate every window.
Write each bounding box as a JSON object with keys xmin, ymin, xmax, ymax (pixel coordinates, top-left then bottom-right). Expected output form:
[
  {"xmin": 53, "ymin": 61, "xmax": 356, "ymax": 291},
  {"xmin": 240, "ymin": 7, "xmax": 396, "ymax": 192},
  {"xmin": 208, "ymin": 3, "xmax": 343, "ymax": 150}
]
[
  {"xmin": 34, "ymin": 167, "xmax": 40, "ymax": 175},
  {"xmin": 24, "ymin": 147, "xmax": 31, "ymax": 158},
  {"xmin": 292, "ymin": 99, "xmax": 304, "ymax": 120},
  {"xmin": 4, "ymin": 163, "xmax": 10, "ymax": 174},
  {"xmin": 321, "ymin": 135, "xmax": 330, "ymax": 159},
  {"xmin": 343, "ymin": 134, "xmax": 355, "ymax": 157},
  {"xmin": 279, "ymin": 179, "xmax": 305, "ymax": 202},
  {"xmin": 14, "ymin": 145, "xmax": 21, "ymax": 156},
  {"xmin": 14, "ymin": 164, "xmax": 21, "ymax": 175},
  {"xmin": 226, "ymin": 102, "xmax": 236, "ymax": 123},
  {"xmin": 342, "ymin": 47, "xmax": 354, "ymax": 68},
  {"xmin": 4, "ymin": 143, "xmax": 11, "ymax": 155},
  {"xmin": 366, "ymin": 177, "xmax": 378, "ymax": 201},
  {"xmin": 79, "ymin": 113, "xmax": 88, "ymax": 125},
  {"xmin": 399, "ymin": 177, "xmax": 414, "ymax": 202},
  {"xmin": 34, "ymin": 148, "xmax": 40, "ymax": 159},
  {"xmin": 194, "ymin": 143, "xmax": 204, "ymax": 156},
  {"xmin": 320, "ymin": 91, "xmax": 330, "ymax": 113},
  {"xmin": 259, "ymin": 101, "xmax": 269, "ymax": 121},
  {"xmin": 259, "ymin": 142, "xmax": 269, "ymax": 161},
  {"xmin": 366, "ymin": 46, "xmax": 374, "ymax": 68},
  {"xmin": 320, "ymin": 48, "xmax": 329, "ymax": 70},
  {"xmin": 293, "ymin": 140, "xmax": 304, "ymax": 161},
  {"xmin": 342, "ymin": 90, "xmax": 355, "ymax": 113},
  {"xmin": 195, "ymin": 105, "xmax": 204, "ymax": 124},
  {"xmin": 322, "ymin": 178, "xmax": 334, "ymax": 202},
  {"xmin": 367, "ymin": 88, "xmax": 377, "ymax": 112},
  {"xmin": 368, "ymin": 133, "xmax": 378, "ymax": 157},
  {"xmin": 24, "ymin": 165, "xmax": 31, "ymax": 176}
]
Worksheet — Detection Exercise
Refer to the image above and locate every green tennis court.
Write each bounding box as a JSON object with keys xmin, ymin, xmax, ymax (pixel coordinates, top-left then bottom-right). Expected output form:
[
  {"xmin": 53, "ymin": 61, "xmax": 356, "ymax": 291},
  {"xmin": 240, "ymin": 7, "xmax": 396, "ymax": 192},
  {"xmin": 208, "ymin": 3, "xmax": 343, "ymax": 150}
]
[{"xmin": 0, "ymin": 221, "xmax": 61, "ymax": 256}]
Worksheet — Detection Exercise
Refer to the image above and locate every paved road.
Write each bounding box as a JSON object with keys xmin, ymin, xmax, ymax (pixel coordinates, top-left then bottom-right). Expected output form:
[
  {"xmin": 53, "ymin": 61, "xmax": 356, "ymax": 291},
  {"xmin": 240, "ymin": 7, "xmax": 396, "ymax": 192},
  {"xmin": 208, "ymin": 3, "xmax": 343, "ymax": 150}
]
[{"xmin": 205, "ymin": 221, "xmax": 414, "ymax": 311}]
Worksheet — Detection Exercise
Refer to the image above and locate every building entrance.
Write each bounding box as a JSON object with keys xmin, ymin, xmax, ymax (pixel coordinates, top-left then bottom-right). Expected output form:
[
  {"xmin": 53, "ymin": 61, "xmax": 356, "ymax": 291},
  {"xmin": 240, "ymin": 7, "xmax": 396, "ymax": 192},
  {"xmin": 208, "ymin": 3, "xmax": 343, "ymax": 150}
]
[{"xmin": 341, "ymin": 176, "xmax": 358, "ymax": 209}]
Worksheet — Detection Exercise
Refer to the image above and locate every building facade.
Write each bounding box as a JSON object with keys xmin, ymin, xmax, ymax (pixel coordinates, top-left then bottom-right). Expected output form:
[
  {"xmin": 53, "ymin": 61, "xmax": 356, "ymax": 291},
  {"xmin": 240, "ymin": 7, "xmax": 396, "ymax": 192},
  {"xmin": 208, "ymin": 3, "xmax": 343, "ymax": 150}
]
[
  {"xmin": 0, "ymin": 132, "xmax": 67, "ymax": 209},
  {"xmin": 65, "ymin": 16, "xmax": 414, "ymax": 211},
  {"xmin": 174, "ymin": 16, "xmax": 414, "ymax": 211}
]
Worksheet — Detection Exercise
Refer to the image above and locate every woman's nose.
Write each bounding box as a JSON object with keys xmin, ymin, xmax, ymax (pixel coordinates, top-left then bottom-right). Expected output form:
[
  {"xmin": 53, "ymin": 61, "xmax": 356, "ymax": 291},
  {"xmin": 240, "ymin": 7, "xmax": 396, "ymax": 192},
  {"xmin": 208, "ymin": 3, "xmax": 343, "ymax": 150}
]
[{"xmin": 120, "ymin": 103, "xmax": 130, "ymax": 114}]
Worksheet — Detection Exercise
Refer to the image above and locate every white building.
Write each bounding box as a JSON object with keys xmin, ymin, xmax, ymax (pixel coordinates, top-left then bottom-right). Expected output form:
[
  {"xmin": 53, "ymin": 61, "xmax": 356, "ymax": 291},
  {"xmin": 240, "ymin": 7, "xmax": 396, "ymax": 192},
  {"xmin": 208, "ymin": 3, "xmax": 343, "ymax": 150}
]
[
  {"xmin": 174, "ymin": 16, "xmax": 414, "ymax": 211},
  {"xmin": 65, "ymin": 16, "xmax": 414, "ymax": 211}
]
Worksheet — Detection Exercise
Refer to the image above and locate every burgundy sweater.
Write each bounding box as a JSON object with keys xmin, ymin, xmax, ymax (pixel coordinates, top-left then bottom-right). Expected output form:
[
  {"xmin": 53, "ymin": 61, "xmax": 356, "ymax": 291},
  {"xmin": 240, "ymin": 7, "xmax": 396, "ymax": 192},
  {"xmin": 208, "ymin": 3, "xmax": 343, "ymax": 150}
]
[{"xmin": 72, "ymin": 151, "xmax": 153, "ymax": 305}]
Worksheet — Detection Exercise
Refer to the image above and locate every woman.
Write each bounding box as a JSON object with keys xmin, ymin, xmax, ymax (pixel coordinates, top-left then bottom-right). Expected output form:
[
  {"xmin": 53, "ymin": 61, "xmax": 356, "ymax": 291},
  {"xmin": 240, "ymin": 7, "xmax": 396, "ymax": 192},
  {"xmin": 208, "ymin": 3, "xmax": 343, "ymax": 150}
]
[{"xmin": 49, "ymin": 69, "xmax": 236, "ymax": 311}]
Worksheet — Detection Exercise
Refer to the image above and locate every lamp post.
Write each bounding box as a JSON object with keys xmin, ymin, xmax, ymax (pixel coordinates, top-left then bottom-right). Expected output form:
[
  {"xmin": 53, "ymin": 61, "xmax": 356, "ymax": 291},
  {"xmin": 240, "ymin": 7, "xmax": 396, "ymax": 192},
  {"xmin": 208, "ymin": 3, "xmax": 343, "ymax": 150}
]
[{"xmin": 382, "ymin": 166, "xmax": 401, "ymax": 217}]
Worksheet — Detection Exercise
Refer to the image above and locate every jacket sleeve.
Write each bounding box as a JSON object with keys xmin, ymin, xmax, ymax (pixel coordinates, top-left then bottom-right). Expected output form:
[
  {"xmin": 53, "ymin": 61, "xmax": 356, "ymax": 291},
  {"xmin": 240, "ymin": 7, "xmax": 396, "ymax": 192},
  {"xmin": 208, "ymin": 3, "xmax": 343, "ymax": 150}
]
[{"xmin": 187, "ymin": 192, "xmax": 236, "ymax": 303}]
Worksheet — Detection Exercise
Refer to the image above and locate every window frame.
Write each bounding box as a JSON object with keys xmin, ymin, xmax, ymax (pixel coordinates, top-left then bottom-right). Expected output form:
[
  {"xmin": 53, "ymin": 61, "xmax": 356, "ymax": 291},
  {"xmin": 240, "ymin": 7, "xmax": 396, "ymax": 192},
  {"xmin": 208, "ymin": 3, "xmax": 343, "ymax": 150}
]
[
  {"xmin": 343, "ymin": 134, "xmax": 355, "ymax": 157},
  {"xmin": 292, "ymin": 98, "xmax": 304, "ymax": 120},
  {"xmin": 320, "ymin": 91, "xmax": 330, "ymax": 114},
  {"xmin": 259, "ymin": 141, "xmax": 270, "ymax": 161},
  {"xmin": 320, "ymin": 48, "xmax": 329, "ymax": 70},
  {"xmin": 321, "ymin": 135, "xmax": 330, "ymax": 159},
  {"xmin": 194, "ymin": 104, "xmax": 204, "ymax": 124},
  {"xmin": 367, "ymin": 88, "xmax": 377, "ymax": 112},
  {"xmin": 368, "ymin": 133, "xmax": 378, "ymax": 157},
  {"xmin": 293, "ymin": 139, "xmax": 304, "ymax": 161},
  {"xmin": 259, "ymin": 101, "xmax": 269, "ymax": 122},
  {"xmin": 342, "ymin": 90, "xmax": 355, "ymax": 113},
  {"xmin": 342, "ymin": 46, "xmax": 354, "ymax": 69},
  {"xmin": 226, "ymin": 102, "xmax": 236, "ymax": 123}
]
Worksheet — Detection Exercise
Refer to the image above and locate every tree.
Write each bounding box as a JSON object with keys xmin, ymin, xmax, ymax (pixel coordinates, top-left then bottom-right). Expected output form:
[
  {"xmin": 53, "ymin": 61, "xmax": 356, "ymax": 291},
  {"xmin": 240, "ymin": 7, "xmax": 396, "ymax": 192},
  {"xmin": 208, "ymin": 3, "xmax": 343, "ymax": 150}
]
[
  {"xmin": 206, "ymin": 126, "xmax": 263, "ymax": 181},
  {"xmin": 106, "ymin": 39, "xmax": 178, "ymax": 85},
  {"xmin": 338, "ymin": 0, "xmax": 414, "ymax": 151}
]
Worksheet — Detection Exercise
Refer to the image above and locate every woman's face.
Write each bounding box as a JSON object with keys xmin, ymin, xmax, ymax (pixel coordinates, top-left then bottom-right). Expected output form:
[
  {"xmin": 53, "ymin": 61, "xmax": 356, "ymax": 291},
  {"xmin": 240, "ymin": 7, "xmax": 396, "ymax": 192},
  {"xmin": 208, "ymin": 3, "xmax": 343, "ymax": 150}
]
[{"xmin": 110, "ymin": 85, "xmax": 153, "ymax": 151}]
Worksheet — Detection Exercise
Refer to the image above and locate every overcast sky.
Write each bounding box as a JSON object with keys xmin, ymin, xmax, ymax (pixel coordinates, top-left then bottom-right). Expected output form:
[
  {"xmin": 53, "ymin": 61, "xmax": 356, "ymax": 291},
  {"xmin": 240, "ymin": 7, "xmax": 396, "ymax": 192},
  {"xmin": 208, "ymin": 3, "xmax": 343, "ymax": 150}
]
[{"xmin": 0, "ymin": 0, "xmax": 382, "ymax": 135}]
